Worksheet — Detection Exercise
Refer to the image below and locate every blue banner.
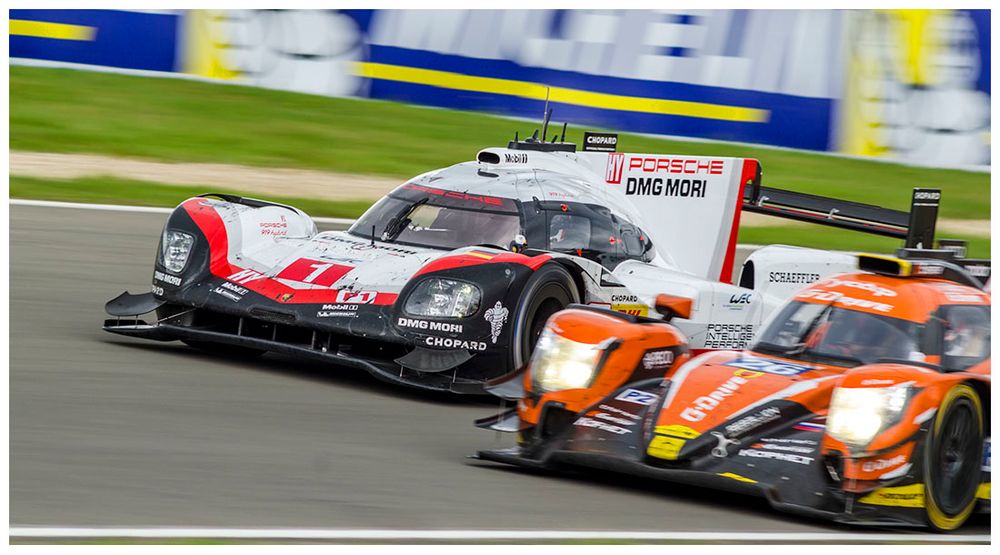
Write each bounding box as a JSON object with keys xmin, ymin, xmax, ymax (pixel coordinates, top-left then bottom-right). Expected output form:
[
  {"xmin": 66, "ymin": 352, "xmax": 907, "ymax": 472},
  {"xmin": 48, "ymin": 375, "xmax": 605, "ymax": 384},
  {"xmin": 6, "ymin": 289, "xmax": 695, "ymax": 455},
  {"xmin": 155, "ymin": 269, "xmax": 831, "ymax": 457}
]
[
  {"xmin": 9, "ymin": 9, "xmax": 990, "ymax": 167},
  {"xmin": 10, "ymin": 9, "xmax": 178, "ymax": 72}
]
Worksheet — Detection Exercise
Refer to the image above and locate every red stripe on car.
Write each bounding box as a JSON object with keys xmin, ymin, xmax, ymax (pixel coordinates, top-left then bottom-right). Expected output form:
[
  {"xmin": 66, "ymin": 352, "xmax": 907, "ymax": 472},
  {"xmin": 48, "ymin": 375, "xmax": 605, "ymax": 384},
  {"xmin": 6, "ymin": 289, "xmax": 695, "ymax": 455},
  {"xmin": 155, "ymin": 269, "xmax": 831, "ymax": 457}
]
[
  {"xmin": 182, "ymin": 199, "xmax": 398, "ymax": 305},
  {"xmin": 717, "ymin": 159, "xmax": 756, "ymax": 284},
  {"xmin": 414, "ymin": 251, "xmax": 553, "ymax": 277}
]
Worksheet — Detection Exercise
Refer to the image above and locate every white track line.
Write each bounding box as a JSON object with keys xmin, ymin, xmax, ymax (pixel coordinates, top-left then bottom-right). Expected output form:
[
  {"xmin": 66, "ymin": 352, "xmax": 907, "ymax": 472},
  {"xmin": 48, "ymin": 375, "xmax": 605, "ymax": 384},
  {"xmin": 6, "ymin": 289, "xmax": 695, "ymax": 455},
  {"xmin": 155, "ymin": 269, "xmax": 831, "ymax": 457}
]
[
  {"xmin": 10, "ymin": 198, "xmax": 173, "ymax": 214},
  {"xmin": 6, "ymin": 527, "xmax": 989, "ymax": 543},
  {"xmin": 9, "ymin": 198, "xmax": 357, "ymax": 225}
]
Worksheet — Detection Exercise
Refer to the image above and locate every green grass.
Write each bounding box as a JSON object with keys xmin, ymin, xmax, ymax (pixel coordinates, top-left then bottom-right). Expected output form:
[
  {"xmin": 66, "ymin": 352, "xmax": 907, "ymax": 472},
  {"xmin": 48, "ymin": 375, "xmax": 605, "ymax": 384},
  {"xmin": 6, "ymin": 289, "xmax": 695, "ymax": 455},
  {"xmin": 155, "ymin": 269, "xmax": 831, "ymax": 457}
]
[
  {"xmin": 738, "ymin": 225, "xmax": 989, "ymax": 258},
  {"xmin": 12, "ymin": 175, "xmax": 988, "ymax": 257},
  {"xmin": 9, "ymin": 176, "xmax": 373, "ymax": 220},
  {"xmin": 10, "ymin": 66, "xmax": 990, "ymax": 220}
]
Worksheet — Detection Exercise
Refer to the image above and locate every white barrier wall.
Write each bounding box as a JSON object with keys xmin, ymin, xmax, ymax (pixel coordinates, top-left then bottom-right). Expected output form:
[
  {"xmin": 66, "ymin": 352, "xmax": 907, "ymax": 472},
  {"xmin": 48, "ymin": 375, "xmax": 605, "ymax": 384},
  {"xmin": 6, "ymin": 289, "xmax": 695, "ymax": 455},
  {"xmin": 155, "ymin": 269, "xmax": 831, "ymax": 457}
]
[{"xmin": 11, "ymin": 9, "xmax": 991, "ymax": 168}]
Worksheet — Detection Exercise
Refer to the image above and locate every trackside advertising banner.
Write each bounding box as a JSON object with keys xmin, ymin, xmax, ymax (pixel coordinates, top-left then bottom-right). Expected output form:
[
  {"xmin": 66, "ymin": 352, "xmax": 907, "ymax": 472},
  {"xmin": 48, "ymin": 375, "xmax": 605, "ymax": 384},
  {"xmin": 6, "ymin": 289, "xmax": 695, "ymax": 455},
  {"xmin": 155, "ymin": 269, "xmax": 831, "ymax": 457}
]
[
  {"xmin": 9, "ymin": 9, "xmax": 178, "ymax": 71},
  {"xmin": 10, "ymin": 9, "xmax": 990, "ymax": 168}
]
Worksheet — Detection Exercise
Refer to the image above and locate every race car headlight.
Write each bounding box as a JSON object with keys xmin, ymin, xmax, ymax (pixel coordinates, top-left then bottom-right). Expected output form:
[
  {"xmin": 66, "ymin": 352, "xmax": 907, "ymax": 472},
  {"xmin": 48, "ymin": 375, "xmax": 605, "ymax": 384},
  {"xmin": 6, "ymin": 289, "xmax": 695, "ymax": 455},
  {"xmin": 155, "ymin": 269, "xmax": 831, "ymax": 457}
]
[
  {"xmin": 160, "ymin": 230, "xmax": 195, "ymax": 273},
  {"xmin": 827, "ymin": 384, "xmax": 910, "ymax": 448},
  {"xmin": 404, "ymin": 278, "xmax": 481, "ymax": 318},
  {"xmin": 530, "ymin": 327, "xmax": 608, "ymax": 393}
]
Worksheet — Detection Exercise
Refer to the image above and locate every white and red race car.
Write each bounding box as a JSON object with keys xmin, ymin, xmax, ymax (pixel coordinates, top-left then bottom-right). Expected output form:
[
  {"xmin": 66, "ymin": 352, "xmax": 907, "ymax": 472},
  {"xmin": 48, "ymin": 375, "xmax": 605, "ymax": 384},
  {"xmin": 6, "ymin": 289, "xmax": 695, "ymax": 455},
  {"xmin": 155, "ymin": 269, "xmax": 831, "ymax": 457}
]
[{"xmin": 104, "ymin": 123, "xmax": 943, "ymax": 393}]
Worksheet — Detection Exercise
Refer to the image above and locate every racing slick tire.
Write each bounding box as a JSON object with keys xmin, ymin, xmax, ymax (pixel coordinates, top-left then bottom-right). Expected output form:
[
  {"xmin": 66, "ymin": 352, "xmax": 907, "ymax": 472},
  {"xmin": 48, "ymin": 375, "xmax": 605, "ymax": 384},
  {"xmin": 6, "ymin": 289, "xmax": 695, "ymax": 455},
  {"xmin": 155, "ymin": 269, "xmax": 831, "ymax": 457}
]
[
  {"xmin": 924, "ymin": 383, "xmax": 984, "ymax": 532},
  {"xmin": 181, "ymin": 340, "xmax": 267, "ymax": 359},
  {"xmin": 510, "ymin": 263, "xmax": 580, "ymax": 370}
]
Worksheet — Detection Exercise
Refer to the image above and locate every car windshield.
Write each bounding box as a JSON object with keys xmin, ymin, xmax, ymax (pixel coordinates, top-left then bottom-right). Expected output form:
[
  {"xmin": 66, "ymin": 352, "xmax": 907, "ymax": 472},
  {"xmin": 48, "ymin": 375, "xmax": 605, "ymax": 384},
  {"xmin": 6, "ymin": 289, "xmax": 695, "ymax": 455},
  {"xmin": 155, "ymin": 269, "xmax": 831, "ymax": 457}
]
[
  {"xmin": 349, "ymin": 196, "xmax": 522, "ymax": 250},
  {"xmin": 753, "ymin": 300, "xmax": 922, "ymax": 367}
]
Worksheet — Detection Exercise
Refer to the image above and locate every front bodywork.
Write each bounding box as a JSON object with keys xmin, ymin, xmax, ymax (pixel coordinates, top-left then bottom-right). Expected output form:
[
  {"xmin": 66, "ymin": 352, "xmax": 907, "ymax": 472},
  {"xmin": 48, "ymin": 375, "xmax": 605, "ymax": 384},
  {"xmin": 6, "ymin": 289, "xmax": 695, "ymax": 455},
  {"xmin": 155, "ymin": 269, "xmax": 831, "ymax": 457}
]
[
  {"xmin": 480, "ymin": 359, "xmax": 991, "ymax": 528},
  {"xmin": 105, "ymin": 195, "xmax": 565, "ymax": 393}
]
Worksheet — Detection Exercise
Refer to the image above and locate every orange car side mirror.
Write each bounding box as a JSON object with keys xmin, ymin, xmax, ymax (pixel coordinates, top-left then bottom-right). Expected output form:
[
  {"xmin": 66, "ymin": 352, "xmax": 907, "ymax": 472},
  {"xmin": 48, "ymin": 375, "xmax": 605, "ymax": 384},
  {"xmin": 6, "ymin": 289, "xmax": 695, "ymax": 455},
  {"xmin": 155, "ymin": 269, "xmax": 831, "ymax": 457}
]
[{"xmin": 654, "ymin": 294, "xmax": 692, "ymax": 321}]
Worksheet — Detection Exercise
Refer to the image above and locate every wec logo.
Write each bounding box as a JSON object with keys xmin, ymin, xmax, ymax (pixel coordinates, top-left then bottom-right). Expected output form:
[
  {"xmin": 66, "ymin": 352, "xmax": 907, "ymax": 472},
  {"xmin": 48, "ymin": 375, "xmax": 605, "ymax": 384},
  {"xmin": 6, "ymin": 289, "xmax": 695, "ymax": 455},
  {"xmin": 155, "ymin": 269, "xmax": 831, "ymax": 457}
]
[{"xmin": 729, "ymin": 293, "xmax": 753, "ymax": 304}]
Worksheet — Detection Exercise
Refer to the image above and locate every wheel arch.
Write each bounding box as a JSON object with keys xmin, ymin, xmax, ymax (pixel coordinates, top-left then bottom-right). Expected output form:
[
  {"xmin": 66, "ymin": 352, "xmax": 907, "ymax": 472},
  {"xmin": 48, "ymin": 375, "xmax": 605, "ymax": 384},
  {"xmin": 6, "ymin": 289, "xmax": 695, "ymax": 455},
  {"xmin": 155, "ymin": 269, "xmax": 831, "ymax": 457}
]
[
  {"xmin": 549, "ymin": 258, "xmax": 588, "ymax": 303},
  {"xmin": 923, "ymin": 379, "xmax": 986, "ymax": 531},
  {"xmin": 508, "ymin": 260, "xmax": 582, "ymax": 370}
]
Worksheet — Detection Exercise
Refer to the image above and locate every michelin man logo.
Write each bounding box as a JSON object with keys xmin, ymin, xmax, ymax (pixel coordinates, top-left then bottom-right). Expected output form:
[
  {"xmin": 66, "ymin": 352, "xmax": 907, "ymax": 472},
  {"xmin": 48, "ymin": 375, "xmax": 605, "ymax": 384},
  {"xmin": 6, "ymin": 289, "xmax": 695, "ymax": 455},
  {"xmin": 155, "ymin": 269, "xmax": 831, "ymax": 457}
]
[{"xmin": 484, "ymin": 301, "xmax": 509, "ymax": 344}]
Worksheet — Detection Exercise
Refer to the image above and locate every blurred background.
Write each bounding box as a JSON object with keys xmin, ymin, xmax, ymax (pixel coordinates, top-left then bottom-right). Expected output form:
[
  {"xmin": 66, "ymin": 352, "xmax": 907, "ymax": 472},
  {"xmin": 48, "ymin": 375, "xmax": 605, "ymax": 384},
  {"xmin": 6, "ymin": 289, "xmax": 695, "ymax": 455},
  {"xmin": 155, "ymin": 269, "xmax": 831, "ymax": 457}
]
[
  {"xmin": 11, "ymin": 9, "xmax": 991, "ymax": 165},
  {"xmin": 10, "ymin": 9, "xmax": 991, "ymax": 255}
]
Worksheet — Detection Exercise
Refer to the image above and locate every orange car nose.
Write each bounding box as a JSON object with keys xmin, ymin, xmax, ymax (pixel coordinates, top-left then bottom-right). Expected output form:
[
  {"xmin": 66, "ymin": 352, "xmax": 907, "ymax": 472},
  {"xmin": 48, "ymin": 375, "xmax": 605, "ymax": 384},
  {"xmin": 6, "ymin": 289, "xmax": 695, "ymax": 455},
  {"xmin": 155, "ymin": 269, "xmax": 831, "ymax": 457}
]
[{"xmin": 518, "ymin": 306, "xmax": 687, "ymax": 428}]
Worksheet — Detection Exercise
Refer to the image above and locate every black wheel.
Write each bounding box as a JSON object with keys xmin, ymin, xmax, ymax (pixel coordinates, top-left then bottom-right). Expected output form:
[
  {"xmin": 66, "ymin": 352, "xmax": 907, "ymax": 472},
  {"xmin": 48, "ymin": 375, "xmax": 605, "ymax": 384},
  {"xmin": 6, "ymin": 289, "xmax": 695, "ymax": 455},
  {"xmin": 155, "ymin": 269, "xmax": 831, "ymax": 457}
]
[
  {"xmin": 924, "ymin": 383, "xmax": 983, "ymax": 532},
  {"xmin": 182, "ymin": 340, "xmax": 266, "ymax": 359},
  {"xmin": 510, "ymin": 263, "xmax": 579, "ymax": 370}
]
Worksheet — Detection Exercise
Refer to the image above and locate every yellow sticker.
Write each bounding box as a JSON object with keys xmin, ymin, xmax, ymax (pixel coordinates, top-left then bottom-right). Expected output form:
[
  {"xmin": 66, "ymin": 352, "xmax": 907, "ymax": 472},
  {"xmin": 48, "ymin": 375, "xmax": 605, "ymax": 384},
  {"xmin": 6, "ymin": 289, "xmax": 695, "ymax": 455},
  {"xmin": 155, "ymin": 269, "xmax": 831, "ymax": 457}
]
[
  {"xmin": 613, "ymin": 303, "xmax": 648, "ymax": 317},
  {"xmin": 647, "ymin": 435, "xmax": 686, "ymax": 460},
  {"xmin": 858, "ymin": 483, "xmax": 925, "ymax": 508},
  {"xmin": 718, "ymin": 472, "xmax": 758, "ymax": 484},
  {"xmin": 654, "ymin": 424, "xmax": 701, "ymax": 439}
]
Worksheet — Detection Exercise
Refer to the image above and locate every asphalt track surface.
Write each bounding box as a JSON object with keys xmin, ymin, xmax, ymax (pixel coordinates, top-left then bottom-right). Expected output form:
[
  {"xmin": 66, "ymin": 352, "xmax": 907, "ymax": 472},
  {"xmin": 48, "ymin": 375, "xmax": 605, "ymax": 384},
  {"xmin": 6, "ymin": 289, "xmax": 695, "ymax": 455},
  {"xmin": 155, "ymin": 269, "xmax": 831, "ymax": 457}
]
[{"xmin": 10, "ymin": 204, "xmax": 988, "ymax": 536}]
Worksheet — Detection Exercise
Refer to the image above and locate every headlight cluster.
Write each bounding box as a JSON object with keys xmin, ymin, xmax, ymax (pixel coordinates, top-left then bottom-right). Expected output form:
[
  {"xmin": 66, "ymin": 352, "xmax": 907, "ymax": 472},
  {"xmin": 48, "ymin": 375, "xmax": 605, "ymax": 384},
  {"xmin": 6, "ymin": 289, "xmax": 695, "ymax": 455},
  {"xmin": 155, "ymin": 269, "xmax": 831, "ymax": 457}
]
[
  {"xmin": 160, "ymin": 230, "xmax": 195, "ymax": 273},
  {"xmin": 404, "ymin": 278, "xmax": 481, "ymax": 318},
  {"xmin": 531, "ymin": 327, "xmax": 607, "ymax": 393},
  {"xmin": 827, "ymin": 384, "xmax": 910, "ymax": 448}
]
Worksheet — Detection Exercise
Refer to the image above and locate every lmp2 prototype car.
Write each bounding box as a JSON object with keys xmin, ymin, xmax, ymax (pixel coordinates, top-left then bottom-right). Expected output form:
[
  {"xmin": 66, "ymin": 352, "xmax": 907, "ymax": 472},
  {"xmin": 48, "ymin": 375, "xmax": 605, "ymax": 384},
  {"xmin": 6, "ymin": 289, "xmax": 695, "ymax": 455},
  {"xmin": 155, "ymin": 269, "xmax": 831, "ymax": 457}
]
[
  {"xmin": 103, "ymin": 120, "xmax": 944, "ymax": 393},
  {"xmin": 476, "ymin": 249, "xmax": 991, "ymax": 530}
]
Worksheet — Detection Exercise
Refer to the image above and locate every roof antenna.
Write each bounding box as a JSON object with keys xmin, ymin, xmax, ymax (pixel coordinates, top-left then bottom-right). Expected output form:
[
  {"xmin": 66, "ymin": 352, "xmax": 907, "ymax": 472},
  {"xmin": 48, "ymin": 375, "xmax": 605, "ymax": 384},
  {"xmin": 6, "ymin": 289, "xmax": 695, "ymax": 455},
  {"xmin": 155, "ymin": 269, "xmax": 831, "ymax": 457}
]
[
  {"xmin": 514, "ymin": 131, "xmax": 519, "ymax": 143},
  {"xmin": 560, "ymin": 122, "xmax": 567, "ymax": 143},
  {"xmin": 540, "ymin": 86, "xmax": 552, "ymax": 144}
]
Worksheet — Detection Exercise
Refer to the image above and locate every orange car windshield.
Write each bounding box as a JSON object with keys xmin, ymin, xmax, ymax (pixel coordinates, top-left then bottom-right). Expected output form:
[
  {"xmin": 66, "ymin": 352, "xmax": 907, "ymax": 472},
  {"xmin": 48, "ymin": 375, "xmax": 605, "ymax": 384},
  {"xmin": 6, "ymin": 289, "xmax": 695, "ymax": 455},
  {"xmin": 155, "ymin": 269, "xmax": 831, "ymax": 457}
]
[{"xmin": 754, "ymin": 301, "xmax": 922, "ymax": 367}]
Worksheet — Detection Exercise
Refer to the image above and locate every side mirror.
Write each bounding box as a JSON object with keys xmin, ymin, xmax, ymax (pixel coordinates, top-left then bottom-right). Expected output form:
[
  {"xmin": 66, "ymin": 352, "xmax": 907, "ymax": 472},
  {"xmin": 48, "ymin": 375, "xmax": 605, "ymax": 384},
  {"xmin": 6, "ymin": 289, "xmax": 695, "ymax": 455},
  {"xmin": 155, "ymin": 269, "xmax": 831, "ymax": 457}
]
[
  {"xmin": 654, "ymin": 294, "xmax": 692, "ymax": 321},
  {"xmin": 509, "ymin": 234, "xmax": 528, "ymax": 253}
]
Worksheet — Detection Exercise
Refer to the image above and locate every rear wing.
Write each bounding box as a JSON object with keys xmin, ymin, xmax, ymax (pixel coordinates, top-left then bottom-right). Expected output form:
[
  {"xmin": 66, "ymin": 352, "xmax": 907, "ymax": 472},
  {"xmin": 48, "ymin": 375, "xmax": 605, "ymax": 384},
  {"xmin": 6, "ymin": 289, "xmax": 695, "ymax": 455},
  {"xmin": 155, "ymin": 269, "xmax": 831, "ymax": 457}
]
[
  {"xmin": 742, "ymin": 184, "xmax": 941, "ymax": 250},
  {"xmin": 743, "ymin": 184, "xmax": 989, "ymax": 286}
]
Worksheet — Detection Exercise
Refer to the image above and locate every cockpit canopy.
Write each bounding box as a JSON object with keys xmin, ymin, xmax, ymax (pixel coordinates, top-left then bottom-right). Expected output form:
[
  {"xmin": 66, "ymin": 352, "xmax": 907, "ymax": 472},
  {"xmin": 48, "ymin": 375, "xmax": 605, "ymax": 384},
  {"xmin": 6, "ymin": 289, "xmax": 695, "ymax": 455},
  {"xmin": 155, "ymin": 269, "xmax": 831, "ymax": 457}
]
[
  {"xmin": 754, "ymin": 299, "xmax": 990, "ymax": 371},
  {"xmin": 349, "ymin": 184, "xmax": 655, "ymax": 269}
]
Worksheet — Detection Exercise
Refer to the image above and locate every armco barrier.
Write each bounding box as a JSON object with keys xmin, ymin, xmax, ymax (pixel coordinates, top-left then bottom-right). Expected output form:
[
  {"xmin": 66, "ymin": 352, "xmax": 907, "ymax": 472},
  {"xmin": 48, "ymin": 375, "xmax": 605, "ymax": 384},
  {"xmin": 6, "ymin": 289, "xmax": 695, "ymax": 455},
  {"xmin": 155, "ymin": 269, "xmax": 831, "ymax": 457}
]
[{"xmin": 10, "ymin": 9, "xmax": 990, "ymax": 168}]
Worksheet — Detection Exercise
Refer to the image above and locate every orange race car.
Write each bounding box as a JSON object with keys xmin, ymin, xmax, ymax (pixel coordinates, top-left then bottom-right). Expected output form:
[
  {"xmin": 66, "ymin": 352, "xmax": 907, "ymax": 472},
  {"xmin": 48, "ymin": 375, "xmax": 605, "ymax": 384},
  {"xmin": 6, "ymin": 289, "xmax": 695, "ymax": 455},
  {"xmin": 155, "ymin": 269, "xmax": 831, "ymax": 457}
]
[{"xmin": 476, "ymin": 249, "xmax": 990, "ymax": 531}]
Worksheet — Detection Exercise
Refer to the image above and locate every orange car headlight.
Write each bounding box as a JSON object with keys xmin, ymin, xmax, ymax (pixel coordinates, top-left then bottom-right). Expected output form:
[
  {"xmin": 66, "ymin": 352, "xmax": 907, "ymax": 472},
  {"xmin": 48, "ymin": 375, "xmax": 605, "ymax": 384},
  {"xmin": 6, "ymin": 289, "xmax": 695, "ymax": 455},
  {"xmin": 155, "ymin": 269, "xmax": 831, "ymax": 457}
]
[
  {"xmin": 827, "ymin": 384, "xmax": 910, "ymax": 448},
  {"xmin": 530, "ymin": 327, "xmax": 612, "ymax": 393}
]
